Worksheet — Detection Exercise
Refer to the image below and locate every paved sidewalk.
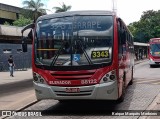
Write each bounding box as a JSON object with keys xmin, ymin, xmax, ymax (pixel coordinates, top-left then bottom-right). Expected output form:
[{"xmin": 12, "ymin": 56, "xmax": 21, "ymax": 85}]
[
  {"xmin": 0, "ymin": 68, "xmax": 33, "ymax": 85},
  {"xmin": 0, "ymin": 68, "xmax": 36, "ymax": 114}
]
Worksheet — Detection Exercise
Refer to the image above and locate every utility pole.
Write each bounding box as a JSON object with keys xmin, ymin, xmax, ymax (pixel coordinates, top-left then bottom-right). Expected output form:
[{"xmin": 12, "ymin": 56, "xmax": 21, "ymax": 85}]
[{"xmin": 112, "ymin": 0, "xmax": 117, "ymax": 15}]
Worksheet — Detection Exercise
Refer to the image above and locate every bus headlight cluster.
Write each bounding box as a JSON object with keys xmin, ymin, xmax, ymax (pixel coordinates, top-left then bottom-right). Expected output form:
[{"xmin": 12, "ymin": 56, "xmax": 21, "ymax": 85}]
[
  {"xmin": 149, "ymin": 57, "xmax": 153, "ymax": 61},
  {"xmin": 100, "ymin": 70, "xmax": 116, "ymax": 84},
  {"xmin": 33, "ymin": 72, "xmax": 45, "ymax": 84}
]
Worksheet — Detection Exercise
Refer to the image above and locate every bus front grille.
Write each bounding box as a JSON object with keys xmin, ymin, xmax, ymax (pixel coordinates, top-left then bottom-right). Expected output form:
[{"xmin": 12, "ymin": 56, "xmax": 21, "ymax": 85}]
[
  {"xmin": 51, "ymin": 70, "xmax": 96, "ymax": 80},
  {"xmin": 55, "ymin": 90, "xmax": 92, "ymax": 96}
]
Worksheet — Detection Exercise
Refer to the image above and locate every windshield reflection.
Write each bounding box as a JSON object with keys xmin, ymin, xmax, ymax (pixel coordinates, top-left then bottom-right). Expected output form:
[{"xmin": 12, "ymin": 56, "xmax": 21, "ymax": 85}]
[
  {"xmin": 35, "ymin": 15, "xmax": 113, "ymax": 66},
  {"xmin": 151, "ymin": 44, "xmax": 160, "ymax": 56}
]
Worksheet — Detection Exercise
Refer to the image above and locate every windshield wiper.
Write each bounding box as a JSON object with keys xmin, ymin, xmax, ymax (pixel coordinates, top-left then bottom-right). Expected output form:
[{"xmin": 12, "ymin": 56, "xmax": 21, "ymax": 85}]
[
  {"xmin": 76, "ymin": 40, "xmax": 93, "ymax": 65},
  {"xmin": 50, "ymin": 42, "xmax": 66, "ymax": 66},
  {"xmin": 36, "ymin": 60, "xmax": 44, "ymax": 65}
]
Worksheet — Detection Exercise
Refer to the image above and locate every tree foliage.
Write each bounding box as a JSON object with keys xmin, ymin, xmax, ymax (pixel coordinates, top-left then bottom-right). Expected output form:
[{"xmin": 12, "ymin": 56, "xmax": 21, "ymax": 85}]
[
  {"xmin": 13, "ymin": 15, "xmax": 32, "ymax": 27},
  {"xmin": 22, "ymin": 0, "xmax": 47, "ymax": 21},
  {"xmin": 128, "ymin": 10, "xmax": 160, "ymax": 43},
  {"xmin": 53, "ymin": 2, "xmax": 71, "ymax": 13},
  {"xmin": 20, "ymin": 9, "xmax": 35, "ymax": 20}
]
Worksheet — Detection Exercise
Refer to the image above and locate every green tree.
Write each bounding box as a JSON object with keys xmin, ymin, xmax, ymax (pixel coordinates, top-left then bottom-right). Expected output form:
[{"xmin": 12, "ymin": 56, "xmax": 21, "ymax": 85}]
[
  {"xmin": 13, "ymin": 15, "xmax": 32, "ymax": 27},
  {"xmin": 128, "ymin": 10, "xmax": 160, "ymax": 43},
  {"xmin": 53, "ymin": 2, "xmax": 71, "ymax": 13},
  {"xmin": 20, "ymin": 9, "xmax": 35, "ymax": 20},
  {"xmin": 22, "ymin": 0, "xmax": 47, "ymax": 21}
]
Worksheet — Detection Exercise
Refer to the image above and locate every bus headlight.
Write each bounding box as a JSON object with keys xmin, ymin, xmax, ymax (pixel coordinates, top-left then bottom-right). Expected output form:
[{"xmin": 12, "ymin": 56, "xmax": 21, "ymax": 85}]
[
  {"xmin": 103, "ymin": 77, "xmax": 108, "ymax": 81},
  {"xmin": 150, "ymin": 57, "xmax": 153, "ymax": 61},
  {"xmin": 39, "ymin": 78, "xmax": 44, "ymax": 83},
  {"xmin": 33, "ymin": 72, "xmax": 38, "ymax": 81},
  {"xmin": 33, "ymin": 72, "xmax": 46, "ymax": 84},
  {"xmin": 110, "ymin": 75, "xmax": 116, "ymax": 80},
  {"xmin": 100, "ymin": 70, "xmax": 116, "ymax": 84}
]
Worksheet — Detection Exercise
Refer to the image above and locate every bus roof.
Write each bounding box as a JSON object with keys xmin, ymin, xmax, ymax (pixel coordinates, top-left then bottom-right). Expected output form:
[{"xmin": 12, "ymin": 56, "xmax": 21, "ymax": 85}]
[
  {"xmin": 37, "ymin": 10, "xmax": 115, "ymax": 21},
  {"xmin": 150, "ymin": 38, "xmax": 160, "ymax": 43},
  {"xmin": 134, "ymin": 42, "xmax": 149, "ymax": 46}
]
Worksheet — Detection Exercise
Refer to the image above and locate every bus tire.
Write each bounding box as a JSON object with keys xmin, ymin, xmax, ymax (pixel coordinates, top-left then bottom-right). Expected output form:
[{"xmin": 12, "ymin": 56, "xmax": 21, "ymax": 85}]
[
  {"xmin": 150, "ymin": 65, "xmax": 154, "ymax": 68},
  {"xmin": 129, "ymin": 67, "xmax": 133, "ymax": 85},
  {"xmin": 58, "ymin": 100, "xmax": 67, "ymax": 103},
  {"xmin": 58, "ymin": 100, "xmax": 72, "ymax": 103},
  {"xmin": 117, "ymin": 74, "xmax": 126, "ymax": 103}
]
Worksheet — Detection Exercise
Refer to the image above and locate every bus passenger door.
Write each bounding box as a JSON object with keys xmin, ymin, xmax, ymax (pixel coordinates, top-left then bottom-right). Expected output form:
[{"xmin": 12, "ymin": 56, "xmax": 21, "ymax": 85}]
[
  {"xmin": 118, "ymin": 21, "xmax": 126, "ymax": 97},
  {"xmin": 118, "ymin": 27, "xmax": 126, "ymax": 80}
]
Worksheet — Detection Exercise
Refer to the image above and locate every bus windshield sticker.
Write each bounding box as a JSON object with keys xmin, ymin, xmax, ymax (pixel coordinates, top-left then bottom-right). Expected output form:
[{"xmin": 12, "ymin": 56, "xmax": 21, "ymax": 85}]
[
  {"xmin": 72, "ymin": 54, "xmax": 80, "ymax": 61},
  {"xmin": 91, "ymin": 50, "xmax": 109, "ymax": 59}
]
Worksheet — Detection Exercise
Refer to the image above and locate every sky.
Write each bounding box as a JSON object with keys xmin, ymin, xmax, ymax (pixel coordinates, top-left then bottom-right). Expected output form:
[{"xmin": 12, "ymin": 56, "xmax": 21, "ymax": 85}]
[{"xmin": 1, "ymin": 0, "xmax": 160, "ymax": 25}]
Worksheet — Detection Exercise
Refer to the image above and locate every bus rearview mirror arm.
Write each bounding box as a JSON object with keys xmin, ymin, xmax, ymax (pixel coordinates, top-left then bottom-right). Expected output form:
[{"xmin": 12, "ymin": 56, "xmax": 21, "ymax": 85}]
[
  {"xmin": 21, "ymin": 23, "xmax": 35, "ymax": 52},
  {"xmin": 22, "ymin": 37, "xmax": 28, "ymax": 52}
]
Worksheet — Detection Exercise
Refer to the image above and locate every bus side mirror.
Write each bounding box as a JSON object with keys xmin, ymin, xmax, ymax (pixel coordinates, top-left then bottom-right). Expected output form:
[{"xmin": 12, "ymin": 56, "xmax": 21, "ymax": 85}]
[
  {"xmin": 22, "ymin": 37, "xmax": 28, "ymax": 52},
  {"xmin": 21, "ymin": 23, "xmax": 34, "ymax": 52}
]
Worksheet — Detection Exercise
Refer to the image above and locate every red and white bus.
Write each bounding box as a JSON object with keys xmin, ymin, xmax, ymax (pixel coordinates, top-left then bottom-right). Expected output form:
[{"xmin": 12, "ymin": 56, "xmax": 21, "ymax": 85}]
[
  {"xmin": 148, "ymin": 38, "xmax": 160, "ymax": 68},
  {"xmin": 21, "ymin": 11, "xmax": 134, "ymax": 102}
]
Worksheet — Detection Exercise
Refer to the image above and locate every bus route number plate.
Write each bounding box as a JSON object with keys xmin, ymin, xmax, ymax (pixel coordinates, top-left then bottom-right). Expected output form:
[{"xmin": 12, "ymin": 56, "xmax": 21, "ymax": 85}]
[
  {"xmin": 65, "ymin": 88, "xmax": 80, "ymax": 93},
  {"xmin": 91, "ymin": 50, "xmax": 109, "ymax": 59}
]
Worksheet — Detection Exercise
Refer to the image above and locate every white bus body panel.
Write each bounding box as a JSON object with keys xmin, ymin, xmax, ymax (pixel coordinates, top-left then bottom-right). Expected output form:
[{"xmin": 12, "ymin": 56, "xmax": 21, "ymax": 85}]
[{"xmin": 33, "ymin": 80, "xmax": 118, "ymax": 100}]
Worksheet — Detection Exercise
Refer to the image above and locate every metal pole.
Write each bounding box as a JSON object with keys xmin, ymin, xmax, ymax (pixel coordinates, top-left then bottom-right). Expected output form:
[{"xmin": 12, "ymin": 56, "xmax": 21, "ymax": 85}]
[{"xmin": 112, "ymin": 0, "xmax": 117, "ymax": 15}]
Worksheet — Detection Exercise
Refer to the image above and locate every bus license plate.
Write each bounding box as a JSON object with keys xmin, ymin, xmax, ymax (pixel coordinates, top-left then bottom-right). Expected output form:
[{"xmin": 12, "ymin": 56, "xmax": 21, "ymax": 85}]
[{"xmin": 65, "ymin": 88, "xmax": 80, "ymax": 93}]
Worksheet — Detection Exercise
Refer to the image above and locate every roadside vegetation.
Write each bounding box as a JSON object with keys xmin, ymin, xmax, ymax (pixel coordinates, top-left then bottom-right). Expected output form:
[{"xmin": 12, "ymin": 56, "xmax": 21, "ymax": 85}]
[
  {"xmin": 128, "ymin": 10, "xmax": 160, "ymax": 43},
  {"xmin": 53, "ymin": 2, "xmax": 71, "ymax": 13}
]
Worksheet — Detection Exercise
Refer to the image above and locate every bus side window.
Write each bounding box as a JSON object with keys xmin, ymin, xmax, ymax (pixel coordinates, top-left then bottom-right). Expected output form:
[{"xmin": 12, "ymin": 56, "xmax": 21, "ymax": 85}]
[
  {"xmin": 121, "ymin": 30, "xmax": 126, "ymax": 45},
  {"xmin": 118, "ymin": 24, "xmax": 126, "ymax": 54},
  {"xmin": 118, "ymin": 22, "xmax": 123, "ymax": 56}
]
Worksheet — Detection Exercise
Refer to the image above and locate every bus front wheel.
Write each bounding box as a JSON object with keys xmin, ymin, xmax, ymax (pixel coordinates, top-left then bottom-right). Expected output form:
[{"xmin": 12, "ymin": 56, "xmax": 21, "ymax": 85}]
[
  {"xmin": 129, "ymin": 67, "xmax": 133, "ymax": 85},
  {"xmin": 150, "ymin": 65, "xmax": 154, "ymax": 68}
]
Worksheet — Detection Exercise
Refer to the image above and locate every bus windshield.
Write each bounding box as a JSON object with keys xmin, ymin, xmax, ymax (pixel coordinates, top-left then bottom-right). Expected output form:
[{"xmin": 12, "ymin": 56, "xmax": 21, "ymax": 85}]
[
  {"xmin": 35, "ymin": 15, "xmax": 113, "ymax": 66},
  {"xmin": 150, "ymin": 44, "xmax": 160, "ymax": 56}
]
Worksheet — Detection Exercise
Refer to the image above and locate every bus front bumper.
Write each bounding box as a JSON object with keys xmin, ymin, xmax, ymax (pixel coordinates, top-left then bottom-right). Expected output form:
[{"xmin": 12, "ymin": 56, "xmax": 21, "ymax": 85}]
[
  {"xmin": 149, "ymin": 59, "xmax": 160, "ymax": 65},
  {"xmin": 33, "ymin": 81, "xmax": 118, "ymax": 100}
]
